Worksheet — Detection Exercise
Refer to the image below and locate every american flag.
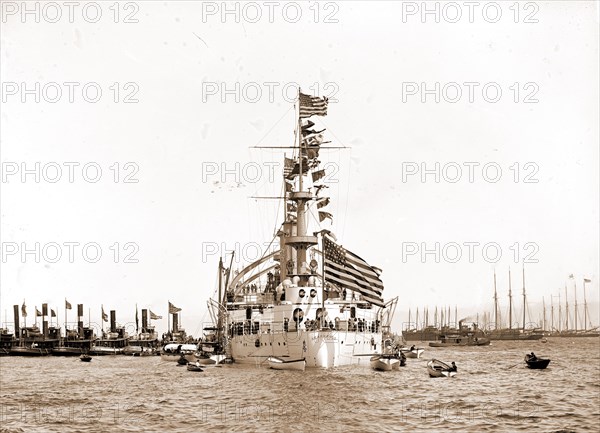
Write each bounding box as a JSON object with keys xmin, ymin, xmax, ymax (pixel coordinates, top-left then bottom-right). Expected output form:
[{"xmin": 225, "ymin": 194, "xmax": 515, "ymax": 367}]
[
  {"xmin": 150, "ymin": 310, "xmax": 163, "ymax": 320},
  {"xmin": 299, "ymin": 92, "xmax": 328, "ymax": 118},
  {"xmin": 323, "ymin": 235, "xmax": 385, "ymax": 307},
  {"xmin": 101, "ymin": 306, "xmax": 108, "ymax": 322}
]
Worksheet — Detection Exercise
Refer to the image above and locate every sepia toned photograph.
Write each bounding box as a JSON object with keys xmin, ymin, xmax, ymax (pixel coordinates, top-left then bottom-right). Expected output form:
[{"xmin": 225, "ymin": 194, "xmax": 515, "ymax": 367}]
[{"xmin": 1, "ymin": 1, "xmax": 598, "ymax": 432}]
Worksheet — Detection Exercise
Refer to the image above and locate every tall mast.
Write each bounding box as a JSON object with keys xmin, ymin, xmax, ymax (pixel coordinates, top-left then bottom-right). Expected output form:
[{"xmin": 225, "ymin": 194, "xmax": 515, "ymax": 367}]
[
  {"xmin": 522, "ymin": 265, "xmax": 526, "ymax": 332},
  {"xmin": 542, "ymin": 297, "xmax": 546, "ymax": 332},
  {"xmin": 583, "ymin": 278, "xmax": 588, "ymax": 332},
  {"xmin": 415, "ymin": 307, "xmax": 419, "ymax": 330},
  {"xmin": 564, "ymin": 284, "xmax": 569, "ymax": 331},
  {"xmin": 493, "ymin": 270, "xmax": 499, "ymax": 330},
  {"xmin": 217, "ymin": 256, "xmax": 223, "ymax": 341},
  {"xmin": 558, "ymin": 291, "xmax": 562, "ymax": 333},
  {"xmin": 408, "ymin": 308, "xmax": 412, "ymax": 331},
  {"xmin": 550, "ymin": 296, "xmax": 554, "ymax": 333},
  {"xmin": 286, "ymin": 88, "xmax": 318, "ymax": 286},
  {"xmin": 573, "ymin": 278, "xmax": 578, "ymax": 332},
  {"xmin": 508, "ymin": 268, "xmax": 513, "ymax": 330}
]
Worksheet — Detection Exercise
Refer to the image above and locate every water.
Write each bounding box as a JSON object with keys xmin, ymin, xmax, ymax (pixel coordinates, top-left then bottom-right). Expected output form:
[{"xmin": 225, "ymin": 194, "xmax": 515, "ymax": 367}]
[{"xmin": 1, "ymin": 338, "xmax": 598, "ymax": 432}]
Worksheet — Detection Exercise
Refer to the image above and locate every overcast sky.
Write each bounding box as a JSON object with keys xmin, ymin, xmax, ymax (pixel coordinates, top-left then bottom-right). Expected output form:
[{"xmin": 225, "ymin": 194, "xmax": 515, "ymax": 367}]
[{"xmin": 1, "ymin": 1, "xmax": 598, "ymax": 335}]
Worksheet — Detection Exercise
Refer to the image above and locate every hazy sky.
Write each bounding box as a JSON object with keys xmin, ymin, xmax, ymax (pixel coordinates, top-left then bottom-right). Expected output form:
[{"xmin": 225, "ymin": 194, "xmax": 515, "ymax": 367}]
[{"xmin": 1, "ymin": 1, "xmax": 598, "ymax": 335}]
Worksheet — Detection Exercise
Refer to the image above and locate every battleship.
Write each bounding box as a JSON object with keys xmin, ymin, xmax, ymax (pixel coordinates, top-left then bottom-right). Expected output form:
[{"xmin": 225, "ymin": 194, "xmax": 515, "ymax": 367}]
[{"xmin": 208, "ymin": 90, "xmax": 398, "ymax": 368}]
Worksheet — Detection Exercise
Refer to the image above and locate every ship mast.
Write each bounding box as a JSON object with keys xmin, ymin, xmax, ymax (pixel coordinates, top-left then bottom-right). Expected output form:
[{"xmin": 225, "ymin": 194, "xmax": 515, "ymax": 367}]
[
  {"xmin": 573, "ymin": 277, "xmax": 578, "ymax": 332},
  {"xmin": 508, "ymin": 268, "xmax": 513, "ymax": 330},
  {"xmin": 415, "ymin": 308, "xmax": 420, "ymax": 330},
  {"xmin": 558, "ymin": 291, "xmax": 562, "ymax": 333},
  {"xmin": 542, "ymin": 297, "xmax": 546, "ymax": 332},
  {"xmin": 564, "ymin": 284, "xmax": 569, "ymax": 331},
  {"xmin": 550, "ymin": 296, "xmax": 554, "ymax": 333},
  {"xmin": 522, "ymin": 265, "xmax": 526, "ymax": 332},
  {"xmin": 285, "ymin": 88, "xmax": 318, "ymax": 288},
  {"xmin": 583, "ymin": 278, "xmax": 589, "ymax": 332},
  {"xmin": 493, "ymin": 270, "xmax": 499, "ymax": 330}
]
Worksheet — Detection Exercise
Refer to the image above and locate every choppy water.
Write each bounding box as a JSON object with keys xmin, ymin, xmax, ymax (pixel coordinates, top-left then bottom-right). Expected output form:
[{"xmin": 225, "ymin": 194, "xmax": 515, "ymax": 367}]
[{"xmin": 1, "ymin": 337, "xmax": 599, "ymax": 432}]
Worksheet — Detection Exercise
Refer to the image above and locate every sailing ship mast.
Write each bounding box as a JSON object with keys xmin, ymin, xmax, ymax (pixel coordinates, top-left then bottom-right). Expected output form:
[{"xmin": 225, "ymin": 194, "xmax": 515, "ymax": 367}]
[
  {"xmin": 542, "ymin": 297, "xmax": 547, "ymax": 332},
  {"xmin": 583, "ymin": 278, "xmax": 590, "ymax": 331},
  {"xmin": 550, "ymin": 296, "xmax": 554, "ymax": 333},
  {"xmin": 522, "ymin": 265, "xmax": 526, "ymax": 332},
  {"xmin": 558, "ymin": 291, "xmax": 562, "ymax": 333},
  {"xmin": 573, "ymin": 277, "xmax": 578, "ymax": 332},
  {"xmin": 564, "ymin": 284, "xmax": 569, "ymax": 331},
  {"xmin": 508, "ymin": 268, "xmax": 513, "ymax": 330},
  {"xmin": 493, "ymin": 271, "xmax": 499, "ymax": 330}
]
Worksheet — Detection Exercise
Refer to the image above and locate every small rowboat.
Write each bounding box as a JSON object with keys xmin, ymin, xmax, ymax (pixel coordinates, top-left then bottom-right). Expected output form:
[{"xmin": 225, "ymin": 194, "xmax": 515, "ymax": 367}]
[
  {"xmin": 187, "ymin": 362, "xmax": 204, "ymax": 372},
  {"xmin": 401, "ymin": 347, "xmax": 425, "ymax": 359},
  {"xmin": 267, "ymin": 356, "xmax": 306, "ymax": 371},
  {"xmin": 427, "ymin": 359, "xmax": 456, "ymax": 378},
  {"xmin": 525, "ymin": 354, "xmax": 550, "ymax": 369},
  {"xmin": 80, "ymin": 354, "xmax": 92, "ymax": 362},
  {"xmin": 370, "ymin": 354, "xmax": 401, "ymax": 371}
]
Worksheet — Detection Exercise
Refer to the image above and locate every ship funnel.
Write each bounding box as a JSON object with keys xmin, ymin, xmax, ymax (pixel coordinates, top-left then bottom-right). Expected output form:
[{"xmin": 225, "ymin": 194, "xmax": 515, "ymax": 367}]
[
  {"xmin": 110, "ymin": 310, "xmax": 116, "ymax": 332},
  {"xmin": 13, "ymin": 305, "xmax": 19, "ymax": 336},
  {"xmin": 142, "ymin": 309, "xmax": 148, "ymax": 331}
]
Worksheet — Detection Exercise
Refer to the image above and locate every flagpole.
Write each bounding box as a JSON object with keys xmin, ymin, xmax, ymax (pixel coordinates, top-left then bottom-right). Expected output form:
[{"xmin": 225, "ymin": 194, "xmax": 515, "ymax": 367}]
[
  {"xmin": 168, "ymin": 301, "xmax": 171, "ymax": 336},
  {"xmin": 64, "ymin": 298, "xmax": 67, "ymax": 338}
]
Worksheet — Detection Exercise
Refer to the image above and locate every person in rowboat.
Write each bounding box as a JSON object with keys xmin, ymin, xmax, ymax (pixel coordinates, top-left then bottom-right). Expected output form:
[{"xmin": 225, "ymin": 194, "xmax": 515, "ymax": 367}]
[
  {"xmin": 530, "ymin": 352, "xmax": 537, "ymax": 361},
  {"xmin": 449, "ymin": 362, "xmax": 457, "ymax": 372},
  {"xmin": 410, "ymin": 345, "xmax": 415, "ymax": 351}
]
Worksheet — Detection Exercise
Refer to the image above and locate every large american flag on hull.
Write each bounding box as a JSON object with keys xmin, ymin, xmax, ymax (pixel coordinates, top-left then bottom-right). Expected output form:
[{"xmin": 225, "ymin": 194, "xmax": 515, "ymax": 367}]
[
  {"xmin": 323, "ymin": 235, "xmax": 385, "ymax": 307},
  {"xmin": 299, "ymin": 92, "xmax": 328, "ymax": 118}
]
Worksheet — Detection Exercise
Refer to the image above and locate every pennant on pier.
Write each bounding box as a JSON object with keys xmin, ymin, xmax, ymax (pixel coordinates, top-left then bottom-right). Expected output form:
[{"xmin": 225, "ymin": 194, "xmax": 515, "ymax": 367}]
[{"xmin": 299, "ymin": 92, "xmax": 328, "ymax": 118}]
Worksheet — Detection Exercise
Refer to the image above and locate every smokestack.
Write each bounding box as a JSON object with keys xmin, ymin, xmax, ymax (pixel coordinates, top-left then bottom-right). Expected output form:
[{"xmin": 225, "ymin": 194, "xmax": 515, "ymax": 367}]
[
  {"xmin": 142, "ymin": 309, "xmax": 148, "ymax": 331},
  {"xmin": 77, "ymin": 304, "xmax": 83, "ymax": 318},
  {"xmin": 110, "ymin": 310, "xmax": 116, "ymax": 333},
  {"xmin": 78, "ymin": 321, "xmax": 84, "ymax": 336},
  {"xmin": 42, "ymin": 303, "xmax": 48, "ymax": 316},
  {"xmin": 43, "ymin": 320, "xmax": 48, "ymax": 337},
  {"xmin": 172, "ymin": 313, "xmax": 178, "ymax": 332},
  {"xmin": 13, "ymin": 305, "xmax": 19, "ymax": 336}
]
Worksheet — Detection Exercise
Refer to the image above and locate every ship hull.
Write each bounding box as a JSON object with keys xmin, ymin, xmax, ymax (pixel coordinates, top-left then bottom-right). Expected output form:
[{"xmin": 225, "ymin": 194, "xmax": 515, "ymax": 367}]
[
  {"xmin": 10, "ymin": 347, "xmax": 52, "ymax": 356},
  {"xmin": 488, "ymin": 331, "xmax": 543, "ymax": 341},
  {"xmin": 229, "ymin": 329, "xmax": 381, "ymax": 368}
]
